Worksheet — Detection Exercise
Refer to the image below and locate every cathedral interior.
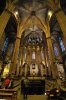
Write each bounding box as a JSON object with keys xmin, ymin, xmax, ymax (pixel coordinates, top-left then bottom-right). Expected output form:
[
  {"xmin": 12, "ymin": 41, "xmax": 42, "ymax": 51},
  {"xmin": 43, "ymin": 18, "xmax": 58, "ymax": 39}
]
[{"xmin": 0, "ymin": 0, "xmax": 66, "ymax": 100}]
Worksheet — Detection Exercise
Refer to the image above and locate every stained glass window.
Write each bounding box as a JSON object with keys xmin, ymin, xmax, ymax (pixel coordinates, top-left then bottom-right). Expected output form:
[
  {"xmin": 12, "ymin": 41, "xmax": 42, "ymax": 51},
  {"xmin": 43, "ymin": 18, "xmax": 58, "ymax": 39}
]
[
  {"xmin": 53, "ymin": 43, "xmax": 59, "ymax": 57},
  {"xmin": 32, "ymin": 51, "xmax": 35, "ymax": 59},
  {"xmin": 2, "ymin": 37, "xmax": 9, "ymax": 57},
  {"xmin": 58, "ymin": 37, "xmax": 65, "ymax": 52}
]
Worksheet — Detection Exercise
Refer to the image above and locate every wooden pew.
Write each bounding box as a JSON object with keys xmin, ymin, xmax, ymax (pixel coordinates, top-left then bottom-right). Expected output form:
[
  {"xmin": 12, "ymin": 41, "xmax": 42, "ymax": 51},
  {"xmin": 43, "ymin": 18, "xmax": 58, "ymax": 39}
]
[
  {"xmin": 0, "ymin": 93, "xmax": 13, "ymax": 100},
  {"xmin": 0, "ymin": 89, "xmax": 17, "ymax": 100}
]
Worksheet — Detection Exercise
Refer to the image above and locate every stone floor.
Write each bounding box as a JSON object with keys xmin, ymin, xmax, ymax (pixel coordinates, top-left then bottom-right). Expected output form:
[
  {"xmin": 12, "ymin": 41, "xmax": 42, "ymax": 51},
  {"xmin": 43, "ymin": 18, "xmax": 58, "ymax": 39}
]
[
  {"xmin": 18, "ymin": 94, "xmax": 47, "ymax": 100},
  {"xmin": 17, "ymin": 78, "xmax": 56, "ymax": 100},
  {"xmin": 17, "ymin": 85, "xmax": 47, "ymax": 100},
  {"xmin": 12, "ymin": 78, "xmax": 63, "ymax": 100}
]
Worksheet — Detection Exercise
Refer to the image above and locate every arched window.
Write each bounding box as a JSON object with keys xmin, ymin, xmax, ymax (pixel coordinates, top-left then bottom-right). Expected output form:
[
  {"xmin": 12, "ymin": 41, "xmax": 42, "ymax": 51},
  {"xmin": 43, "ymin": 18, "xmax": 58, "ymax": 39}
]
[
  {"xmin": 32, "ymin": 51, "xmax": 35, "ymax": 60},
  {"xmin": 2, "ymin": 37, "xmax": 9, "ymax": 58},
  {"xmin": 58, "ymin": 37, "xmax": 65, "ymax": 53},
  {"xmin": 53, "ymin": 43, "xmax": 59, "ymax": 57}
]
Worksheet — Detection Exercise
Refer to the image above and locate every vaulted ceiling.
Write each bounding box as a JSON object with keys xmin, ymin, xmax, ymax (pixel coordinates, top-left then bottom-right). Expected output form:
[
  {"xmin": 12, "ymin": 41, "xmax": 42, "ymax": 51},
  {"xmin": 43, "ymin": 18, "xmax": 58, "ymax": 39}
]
[
  {"xmin": 0, "ymin": 0, "xmax": 66, "ymax": 47},
  {"xmin": 0, "ymin": 0, "xmax": 66, "ymax": 39},
  {"xmin": 0, "ymin": 0, "xmax": 66, "ymax": 61}
]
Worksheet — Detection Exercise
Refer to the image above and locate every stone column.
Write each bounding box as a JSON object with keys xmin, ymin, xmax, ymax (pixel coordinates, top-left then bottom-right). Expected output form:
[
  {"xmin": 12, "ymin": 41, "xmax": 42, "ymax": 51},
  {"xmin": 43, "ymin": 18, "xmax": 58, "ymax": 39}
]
[
  {"xmin": 40, "ymin": 46, "xmax": 47, "ymax": 75},
  {"xmin": 16, "ymin": 61, "xmax": 20, "ymax": 76},
  {"xmin": 45, "ymin": 46, "xmax": 51, "ymax": 76},
  {"xmin": 26, "ymin": 46, "xmax": 30, "ymax": 63},
  {"xmin": 16, "ymin": 46, "xmax": 23, "ymax": 76},
  {"xmin": 28, "ymin": 46, "xmax": 32, "ymax": 63},
  {"xmin": 19, "ymin": 46, "xmax": 23, "ymax": 76},
  {"xmin": 40, "ymin": 47, "xmax": 45, "ymax": 63},
  {"xmin": 26, "ymin": 47, "xmax": 28, "ymax": 62},
  {"xmin": 32, "ymin": 15, "xmax": 58, "ymax": 78},
  {"xmin": 10, "ymin": 37, "xmax": 21, "ymax": 74},
  {"xmin": 47, "ymin": 37, "xmax": 58, "ymax": 78},
  {"xmin": 10, "ymin": 16, "xmax": 31, "ymax": 75}
]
